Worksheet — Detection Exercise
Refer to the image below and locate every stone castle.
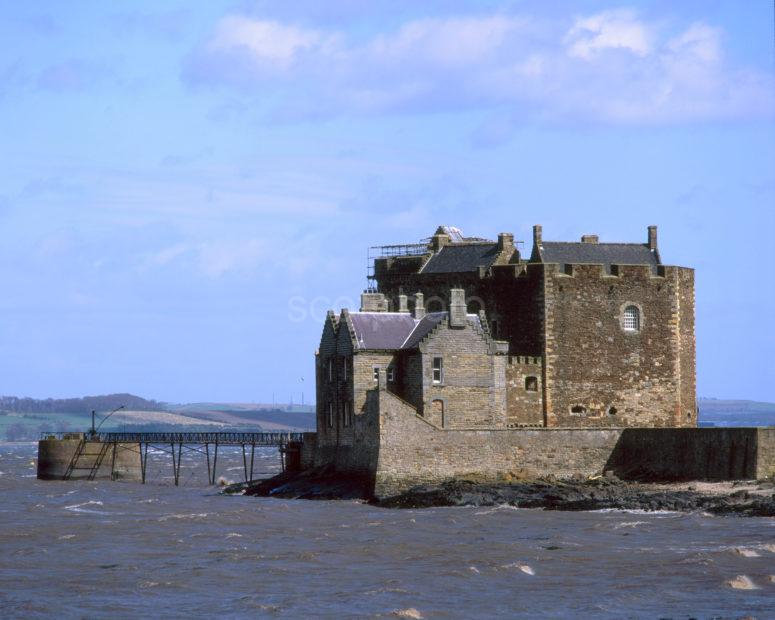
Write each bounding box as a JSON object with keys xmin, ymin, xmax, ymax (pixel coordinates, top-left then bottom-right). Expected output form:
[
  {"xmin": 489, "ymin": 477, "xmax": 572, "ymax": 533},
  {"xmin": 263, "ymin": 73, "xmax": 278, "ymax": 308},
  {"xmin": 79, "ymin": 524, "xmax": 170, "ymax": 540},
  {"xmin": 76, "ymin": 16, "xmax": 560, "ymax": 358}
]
[{"xmin": 303, "ymin": 226, "xmax": 773, "ymax": 497}]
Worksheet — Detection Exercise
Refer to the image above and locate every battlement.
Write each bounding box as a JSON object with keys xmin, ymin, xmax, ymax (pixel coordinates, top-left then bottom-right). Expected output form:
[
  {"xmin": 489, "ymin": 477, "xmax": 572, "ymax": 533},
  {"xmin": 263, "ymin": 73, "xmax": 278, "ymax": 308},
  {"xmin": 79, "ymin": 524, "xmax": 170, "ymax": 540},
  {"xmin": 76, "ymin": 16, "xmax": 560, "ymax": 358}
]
[{"xmin": 508, "ymin": 355, "xmax": 542, "ymax": 366}]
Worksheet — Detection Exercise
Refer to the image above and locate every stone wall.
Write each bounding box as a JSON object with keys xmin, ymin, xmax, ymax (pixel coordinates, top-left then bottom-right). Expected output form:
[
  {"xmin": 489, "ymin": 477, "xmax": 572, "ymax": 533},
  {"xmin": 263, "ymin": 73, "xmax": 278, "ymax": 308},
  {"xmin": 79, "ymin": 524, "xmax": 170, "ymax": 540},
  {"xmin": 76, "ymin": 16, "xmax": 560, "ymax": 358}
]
[
  {"xmin": 505, "ymin": 356, "xmax": 543, "ymax": 426},
  {"xmin": 543, "ymin": 263, "xmax": 693, "ymax": 428},
  {"xmin": 415, "ymin": 317, "xmax": 507, "ymax": 428},
  {"xmin": 755, "ymin": 428, "xmax": 775, "ymax": 480},
  {"xmin": 37, "ymin": 439, "xmax": 142, "ymax": 481},
  {"xmin": 358, "ymin": 387, "xmax": 772, "ymax": 497}
]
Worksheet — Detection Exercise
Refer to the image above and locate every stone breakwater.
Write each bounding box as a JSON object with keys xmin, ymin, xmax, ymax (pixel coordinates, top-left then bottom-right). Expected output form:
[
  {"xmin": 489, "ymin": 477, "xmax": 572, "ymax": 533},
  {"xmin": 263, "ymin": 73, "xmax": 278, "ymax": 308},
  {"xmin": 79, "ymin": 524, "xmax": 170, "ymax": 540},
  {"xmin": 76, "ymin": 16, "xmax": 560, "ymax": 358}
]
[{"xmin": 236, "ymin": 468, "xmax": 775, "ymax": 517}]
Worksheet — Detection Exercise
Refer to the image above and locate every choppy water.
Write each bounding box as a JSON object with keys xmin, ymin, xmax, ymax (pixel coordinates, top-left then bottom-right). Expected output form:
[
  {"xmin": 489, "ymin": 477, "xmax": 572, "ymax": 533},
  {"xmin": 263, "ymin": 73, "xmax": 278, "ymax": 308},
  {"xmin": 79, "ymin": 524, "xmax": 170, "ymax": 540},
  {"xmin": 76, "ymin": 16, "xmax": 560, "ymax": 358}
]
[{"xmin": 1, "ymin": 443, "xmax": 774, "ymax": 619}]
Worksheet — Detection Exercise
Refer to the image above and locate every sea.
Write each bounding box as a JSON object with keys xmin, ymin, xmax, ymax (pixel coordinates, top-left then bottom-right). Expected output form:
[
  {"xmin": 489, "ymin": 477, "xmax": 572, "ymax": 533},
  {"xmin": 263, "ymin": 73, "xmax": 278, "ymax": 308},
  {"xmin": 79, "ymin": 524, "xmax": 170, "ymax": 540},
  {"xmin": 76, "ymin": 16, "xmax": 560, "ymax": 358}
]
[{"xmin": 1, "ymin": 442, "xmax": 773, "ymax": 619}]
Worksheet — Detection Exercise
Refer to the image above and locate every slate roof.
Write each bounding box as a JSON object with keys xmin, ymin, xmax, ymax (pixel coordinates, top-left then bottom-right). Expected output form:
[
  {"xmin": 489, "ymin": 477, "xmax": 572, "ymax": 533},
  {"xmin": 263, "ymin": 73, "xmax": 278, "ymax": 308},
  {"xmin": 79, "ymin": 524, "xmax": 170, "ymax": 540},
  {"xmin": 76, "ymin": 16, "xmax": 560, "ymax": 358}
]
[
  {"xmin": 420, "ymin": 243, "xmax": 500, "ymax": 274},
  {"xmin": 536, "ymin": 242, "xmax": 659, "ymax": 267},
  {"xmin": 347, "ymin": 312, "xmax": 483, "ymax": 351},
  {"xmin": 400, "ymin": 313, "xmax": 446, "ymax": 350},
  {"xmin": 349, "ymin": 313, "xmax": 418, "ymax": 350}
]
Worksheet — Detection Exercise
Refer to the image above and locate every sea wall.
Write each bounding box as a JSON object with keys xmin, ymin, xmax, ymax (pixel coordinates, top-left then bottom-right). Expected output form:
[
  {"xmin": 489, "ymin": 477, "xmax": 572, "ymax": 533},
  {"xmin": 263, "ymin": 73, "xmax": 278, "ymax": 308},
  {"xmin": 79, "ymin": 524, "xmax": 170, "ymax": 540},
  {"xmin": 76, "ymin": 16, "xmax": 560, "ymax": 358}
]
[
  {"xmin": 37, "ymin": 438, "xmax": 142, "ymax": 481},
  {"xmin": 368, "ymin": 389, "xmax": 775, "ymax": 497}
]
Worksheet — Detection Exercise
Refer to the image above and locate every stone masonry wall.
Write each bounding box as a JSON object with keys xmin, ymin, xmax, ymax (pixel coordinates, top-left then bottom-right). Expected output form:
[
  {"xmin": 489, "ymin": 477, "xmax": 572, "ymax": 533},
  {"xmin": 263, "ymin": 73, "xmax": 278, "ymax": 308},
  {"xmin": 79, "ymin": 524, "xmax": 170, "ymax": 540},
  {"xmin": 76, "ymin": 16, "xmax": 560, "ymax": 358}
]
[
  {"xmin": 417, "ymin": 317, "xmax": 507, "ymax": 428},
  {"xmin": 505, "ymin": 356, "xmax": 544, "ymax": 426},
  {"xmin": 543, "ymin": 263, "xmax": 692, "ymax": 428},
  {"xmin": 756, "ymin": 429, "xmax": 775, "ymax": 480},
  {"xmin": 364, "ymin": 388, "xmax": 767, "ymax": 497}
]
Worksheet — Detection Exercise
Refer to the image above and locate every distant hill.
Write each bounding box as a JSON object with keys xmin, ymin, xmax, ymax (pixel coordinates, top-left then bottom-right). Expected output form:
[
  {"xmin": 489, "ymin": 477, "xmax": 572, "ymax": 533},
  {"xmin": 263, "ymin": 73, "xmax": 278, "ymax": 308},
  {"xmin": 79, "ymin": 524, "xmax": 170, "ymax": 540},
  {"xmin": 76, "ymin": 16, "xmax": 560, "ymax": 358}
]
[
  {"xmin": 0, "ymin": 393, "xmax": 315, "ymax": 441},
  {"xmin": 0, "ymin": 393, "xmax": 165, "ymax": 414},
  {"xmin": 698, "ymin": 398, "xmax": 775, "ymax": 427}
]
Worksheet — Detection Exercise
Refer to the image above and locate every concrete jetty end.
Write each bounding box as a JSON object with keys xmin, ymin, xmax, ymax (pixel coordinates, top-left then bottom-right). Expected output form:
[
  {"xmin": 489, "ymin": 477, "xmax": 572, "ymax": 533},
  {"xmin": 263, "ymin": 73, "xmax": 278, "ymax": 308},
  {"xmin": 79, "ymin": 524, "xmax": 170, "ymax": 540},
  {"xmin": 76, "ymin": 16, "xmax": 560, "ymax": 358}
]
[{"xmin": 37, "ymin": 434, "xmax": 142, "ymax": 481}]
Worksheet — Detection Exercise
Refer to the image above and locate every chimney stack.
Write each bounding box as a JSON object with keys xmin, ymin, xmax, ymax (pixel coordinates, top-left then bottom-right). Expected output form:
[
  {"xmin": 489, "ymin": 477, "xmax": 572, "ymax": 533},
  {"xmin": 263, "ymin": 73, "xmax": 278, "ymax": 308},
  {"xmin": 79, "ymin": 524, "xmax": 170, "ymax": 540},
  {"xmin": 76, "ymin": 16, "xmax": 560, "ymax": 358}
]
[
  {"xmin": 398, "ymin": 294, "xmax": 409, "ymax": 313},
  {"xmin": 497, "ymin": 232, "xmax": 514, "ymax": 253},
  {"xmin": 413, "ymin": 292, "xmax": 425, "ymax": 320},
  {"xmin": 431, "ymin": 231, "xmax": 450, "ymax": 253},
  {"xmin": 360, "ymin": 291, "xmax": 388, "ymax": 312},
  {"xmin": 647, "ymin": 225, "xmax": 658, "ymax": 251},
  {"xmin": 449, "ymin": 288, "xmax": 467, "ymax": 328},
  {"xmin": 581, "ymin": 234, "xmax": 599, "ymax": 244},
  {"xmin": 533, "ymin": 225, "xmax": 542, "ymax": 248}
]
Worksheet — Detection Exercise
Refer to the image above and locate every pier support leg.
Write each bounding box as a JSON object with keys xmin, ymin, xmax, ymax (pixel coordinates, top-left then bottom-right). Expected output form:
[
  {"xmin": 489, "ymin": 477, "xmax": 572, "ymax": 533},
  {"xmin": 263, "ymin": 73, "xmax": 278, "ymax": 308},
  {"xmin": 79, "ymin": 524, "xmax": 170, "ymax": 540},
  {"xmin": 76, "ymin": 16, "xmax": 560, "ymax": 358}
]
[
  {"xmin": 141, "ymin": 443, "xmax": 148, "ymax": 484},
  {"xmin": 211, "ymin": 442, "xmax": 219, "ymax": 485},
  {"xmin": 205, "ymin": 443, "xmax": 211, "ymax": 485},
  {"xmin": 110, "ymin": 440, "xmax": 117, "ymax": 481},
  {"xmin": 250, "ymin": 442, "xmax": 255, "ymax": 483}
]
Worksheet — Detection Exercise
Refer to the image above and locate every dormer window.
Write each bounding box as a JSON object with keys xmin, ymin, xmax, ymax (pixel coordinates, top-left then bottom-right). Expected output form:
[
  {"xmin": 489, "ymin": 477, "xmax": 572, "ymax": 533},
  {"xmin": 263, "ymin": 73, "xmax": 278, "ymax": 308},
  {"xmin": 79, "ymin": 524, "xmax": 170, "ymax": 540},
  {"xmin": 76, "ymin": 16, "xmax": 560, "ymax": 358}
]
[{"xmin": 623, "ymin": 305, "xmax": 640, "ymax": 332}]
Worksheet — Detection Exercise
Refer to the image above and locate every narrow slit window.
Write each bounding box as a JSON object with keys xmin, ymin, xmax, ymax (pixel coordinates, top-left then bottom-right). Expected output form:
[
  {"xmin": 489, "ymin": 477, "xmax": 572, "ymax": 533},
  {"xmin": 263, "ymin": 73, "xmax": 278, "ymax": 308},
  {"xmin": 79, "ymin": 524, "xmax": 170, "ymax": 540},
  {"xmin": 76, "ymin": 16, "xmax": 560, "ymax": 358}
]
[
  {"xmin": 432, "ymin": 357, "xmax": 443, "ymax": 384},
  {"xmin": 327, "ymin": 402, "xmax": 334, "ymax": 428},
  {"xmin": 343, "ymin": 401, "xmax": 351, "ymax": 427},
  {"xmin": 327, "ymin": 359, "xmax": 333, "ymax": 382},
  {"xmin": 623, "ymin": 305, "xmax": 640, "ymax": 331}
]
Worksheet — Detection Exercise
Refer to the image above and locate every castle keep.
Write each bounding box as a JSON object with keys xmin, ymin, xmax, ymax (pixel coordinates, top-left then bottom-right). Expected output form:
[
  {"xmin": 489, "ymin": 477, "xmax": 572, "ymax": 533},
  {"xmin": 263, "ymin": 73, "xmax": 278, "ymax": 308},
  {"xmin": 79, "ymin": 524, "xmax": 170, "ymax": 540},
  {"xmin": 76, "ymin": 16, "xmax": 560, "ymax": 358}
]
[{"xmin": 307, "ymin": 226, "xmax": 773, "ymax": 496}]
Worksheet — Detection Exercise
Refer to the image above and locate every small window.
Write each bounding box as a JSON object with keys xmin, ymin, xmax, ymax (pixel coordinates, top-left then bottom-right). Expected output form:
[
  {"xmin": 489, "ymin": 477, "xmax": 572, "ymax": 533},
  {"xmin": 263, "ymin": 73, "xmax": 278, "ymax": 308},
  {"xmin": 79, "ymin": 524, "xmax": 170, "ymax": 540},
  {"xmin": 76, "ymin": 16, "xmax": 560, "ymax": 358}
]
[
  {"xmin": 432, "ymin": 357, "xmax": 443, "ymax": 384},
  {"xmin": 343, "ymin": 401, "xmax": 351, "ymax": 427},
  {"xmin": 623, "ymin": 305, "xmax": 640, "ymax": 331},
  {"xmin": 571, "ymin": 405, "xmax": 586, "ymax": 415},
  {"xmin": 387, "ymin": 367, "xmax": 395, "ymax": 382},
  {"xmin": 373, "ymin": 367, "xmax": 379, "ymax": 381},
  {"xmin": 342, "ymin": 357, "xmax": 347, "ymax": 381},
  {"xmin": 327, "ymin": 402, "xmax": 334, "ymax": 428},
  {"xmin": 608, "ymin": 406, "xmax": 617, "ymax": 416},
  {"xmin": 525, "ymin": 376, "xmax": 538, "ymax": 392}
]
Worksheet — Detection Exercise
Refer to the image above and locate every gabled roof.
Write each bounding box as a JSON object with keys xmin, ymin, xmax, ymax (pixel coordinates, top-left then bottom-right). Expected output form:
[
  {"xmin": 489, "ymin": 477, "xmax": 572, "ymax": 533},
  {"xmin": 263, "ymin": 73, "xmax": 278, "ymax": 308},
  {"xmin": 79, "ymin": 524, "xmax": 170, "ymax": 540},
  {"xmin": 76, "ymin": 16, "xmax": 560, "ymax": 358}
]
[
  {"xmin": 346, "ymin": 311, "xmax": 485, "ymax": 351},
  {"xmin": 420, "ymin": 243, "xmax": 500, "ymax": 274},
  {"xmin": 535, "ymin": 242, "xmax": 659, "ymax": 267},
  {"xmin": 349, "ymin": 312, "xmax": 418, "ymax": 350},
  {"xmin": 401, "ymin": 312, "xmax": 446, "ymax": 349}
]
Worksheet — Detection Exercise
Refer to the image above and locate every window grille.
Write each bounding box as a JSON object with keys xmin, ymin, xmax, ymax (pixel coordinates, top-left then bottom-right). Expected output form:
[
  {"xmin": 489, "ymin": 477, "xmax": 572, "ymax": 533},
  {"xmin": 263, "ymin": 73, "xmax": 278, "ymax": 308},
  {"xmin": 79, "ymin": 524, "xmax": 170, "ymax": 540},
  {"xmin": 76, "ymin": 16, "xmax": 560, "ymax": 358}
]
[{"xmin": 623, "ymin": 305, "xmax": 640, "ymax": 331}]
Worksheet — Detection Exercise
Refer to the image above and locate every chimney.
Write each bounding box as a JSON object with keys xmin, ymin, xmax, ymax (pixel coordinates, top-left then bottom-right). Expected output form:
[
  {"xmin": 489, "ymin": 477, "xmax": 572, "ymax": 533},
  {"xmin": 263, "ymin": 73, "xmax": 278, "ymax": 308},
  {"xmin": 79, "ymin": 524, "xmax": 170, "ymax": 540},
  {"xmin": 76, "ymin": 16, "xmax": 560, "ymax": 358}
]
[
  {"xmin": 360, "ymin": 291, "xmax": 388, "ymax": 312},
  {"xmin": 413, "ymin": 292, "xmax": 425, "ymax": 320},
  {"xmin": 449, "ymin": 288, "xmax": 467, "ymax": 328},
  {"xmin": 647, "ymin": 225, "xmax": 658, "ymax": 251},
  {"xmin": 430, "ymin": 232, "xmax": 450, "ymax": 253},
  {"xmin": 581, "ymin": 234, "xmax": 599, "ymax": 244},
  {"xmin": 397, "ymin": 294, "xmax": 409, "ymax": 313},
  {"xmin": 533, "ymin": 225, "xmax": 542, "ymax": 248},
  {"xmin": 497, "ymin": 232, "xmax": 514, "ymax": 253}
]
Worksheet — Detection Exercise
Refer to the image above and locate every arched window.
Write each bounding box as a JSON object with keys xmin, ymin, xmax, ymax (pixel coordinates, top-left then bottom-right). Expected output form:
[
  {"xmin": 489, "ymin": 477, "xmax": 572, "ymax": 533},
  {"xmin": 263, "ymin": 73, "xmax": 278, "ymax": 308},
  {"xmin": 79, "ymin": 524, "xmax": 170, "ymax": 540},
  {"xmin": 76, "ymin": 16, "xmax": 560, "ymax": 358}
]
[
  {"xmin": 524, "ymin": 376, "xmax": 538, "ymax": 392},
  {"xmin": 623, "ymin": 305, "xmax": 640, "ymax": 331}
]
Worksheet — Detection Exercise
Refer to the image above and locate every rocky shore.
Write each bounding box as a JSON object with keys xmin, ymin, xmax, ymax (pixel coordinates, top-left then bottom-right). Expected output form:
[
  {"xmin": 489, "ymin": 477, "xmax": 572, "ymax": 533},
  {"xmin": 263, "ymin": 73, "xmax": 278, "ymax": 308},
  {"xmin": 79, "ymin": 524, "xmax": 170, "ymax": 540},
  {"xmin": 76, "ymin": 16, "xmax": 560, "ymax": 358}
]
[{"xmin": 233, "ymin": 468, "xmax": 775, "ymax": 517}]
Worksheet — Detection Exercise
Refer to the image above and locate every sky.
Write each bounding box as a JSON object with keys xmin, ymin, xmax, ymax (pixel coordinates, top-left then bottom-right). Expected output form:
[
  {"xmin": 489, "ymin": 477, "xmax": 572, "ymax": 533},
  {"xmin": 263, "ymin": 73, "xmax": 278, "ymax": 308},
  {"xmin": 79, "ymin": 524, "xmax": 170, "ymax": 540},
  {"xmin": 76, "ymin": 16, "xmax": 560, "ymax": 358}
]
[{"xmin": 0, "ymin": 1, "xmax": 773, "ymax": 404}]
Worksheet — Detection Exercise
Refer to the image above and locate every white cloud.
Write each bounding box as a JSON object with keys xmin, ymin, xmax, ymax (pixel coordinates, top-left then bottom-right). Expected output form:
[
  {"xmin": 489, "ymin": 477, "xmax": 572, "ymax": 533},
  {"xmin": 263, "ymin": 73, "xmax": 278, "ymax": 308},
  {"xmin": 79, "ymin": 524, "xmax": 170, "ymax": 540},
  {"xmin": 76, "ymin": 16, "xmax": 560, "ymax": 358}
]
[
  {"xmin": 187, "ymin": 8, "xmax": 773, "ymax": 125},
  {"xmin": 565, "ymin": 9, "xmax": 651, "ymax": 59},
  {"xmin": 208, "ymin": 17, "xmax": 333, "ymax": 71}
]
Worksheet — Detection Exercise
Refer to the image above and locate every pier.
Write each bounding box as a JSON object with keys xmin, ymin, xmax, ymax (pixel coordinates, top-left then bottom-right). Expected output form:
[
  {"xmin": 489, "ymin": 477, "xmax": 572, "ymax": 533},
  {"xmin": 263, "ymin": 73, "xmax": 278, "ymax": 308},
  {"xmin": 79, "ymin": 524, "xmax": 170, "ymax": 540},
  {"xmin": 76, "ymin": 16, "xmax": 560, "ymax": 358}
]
[{"xmin": 38, "ymin": 431, "xmax": 305, "ymax": 486}]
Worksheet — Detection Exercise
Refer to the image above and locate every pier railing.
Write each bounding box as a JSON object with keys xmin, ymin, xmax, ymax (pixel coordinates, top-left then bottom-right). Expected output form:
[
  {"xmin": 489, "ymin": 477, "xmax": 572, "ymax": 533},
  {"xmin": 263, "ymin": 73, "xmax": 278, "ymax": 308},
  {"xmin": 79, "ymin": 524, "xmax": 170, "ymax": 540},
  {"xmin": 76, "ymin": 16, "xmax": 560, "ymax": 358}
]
[{"xmin": 39, "ymin": 431, "xmax": 306, "ymax": 485}]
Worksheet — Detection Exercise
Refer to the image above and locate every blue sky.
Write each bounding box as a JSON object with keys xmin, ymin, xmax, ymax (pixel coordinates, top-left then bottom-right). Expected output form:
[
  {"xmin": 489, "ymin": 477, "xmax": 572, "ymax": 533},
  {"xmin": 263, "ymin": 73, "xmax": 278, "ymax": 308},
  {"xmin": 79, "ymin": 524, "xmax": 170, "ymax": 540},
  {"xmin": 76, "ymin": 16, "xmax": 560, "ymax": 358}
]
[{"xmin": 0, "ymin": 1, "xmax": 773, "ymax": 404}]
